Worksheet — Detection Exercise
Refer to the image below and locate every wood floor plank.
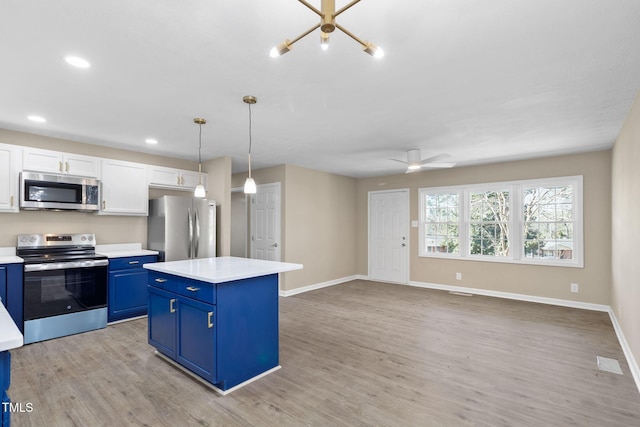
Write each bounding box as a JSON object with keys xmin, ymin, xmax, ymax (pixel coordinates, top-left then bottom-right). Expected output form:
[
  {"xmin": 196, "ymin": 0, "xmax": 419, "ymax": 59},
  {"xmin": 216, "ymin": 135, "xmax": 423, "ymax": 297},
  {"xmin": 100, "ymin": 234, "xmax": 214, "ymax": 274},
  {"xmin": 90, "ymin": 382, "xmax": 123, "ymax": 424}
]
[{"xmin": 7, "ymin": 280, "xmax": 640, "ymax": 426}]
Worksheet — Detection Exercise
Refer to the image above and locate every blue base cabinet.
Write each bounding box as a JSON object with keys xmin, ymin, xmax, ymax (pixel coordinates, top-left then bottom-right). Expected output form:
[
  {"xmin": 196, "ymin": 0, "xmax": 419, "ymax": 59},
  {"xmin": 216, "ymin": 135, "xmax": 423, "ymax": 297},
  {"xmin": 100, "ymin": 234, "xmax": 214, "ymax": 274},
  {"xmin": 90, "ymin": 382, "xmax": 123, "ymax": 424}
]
[
  {"xmin": 148, "ymin": 271, "xmax": 278, "ymax": 392},
  {"xmin": 108, "ymin": 255, "xmax": 157, "ymax": 322},
  {"xmin": 1, "ymin": 263, "xmax": 22, "ymax": 332},
  {"xmin": 1, "ymin": 352, "xmax": 11, "ymax": 427}
]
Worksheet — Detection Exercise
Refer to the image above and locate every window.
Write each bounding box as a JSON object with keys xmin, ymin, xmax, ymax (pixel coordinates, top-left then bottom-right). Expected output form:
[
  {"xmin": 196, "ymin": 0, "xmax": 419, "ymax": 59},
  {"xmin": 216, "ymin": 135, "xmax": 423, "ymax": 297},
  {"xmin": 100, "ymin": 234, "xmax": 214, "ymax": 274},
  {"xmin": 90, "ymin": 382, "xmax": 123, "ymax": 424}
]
[
  {"xmin": 523, "ymin": 184, "xmax": 574, "ymax": 261},
  {"xmin": 419, "ymin": 176, "xmax": 583, "ymax": 267},
  {"xmin": 424, "ymin": 193, "xmax": 459, "ymax": 254},
  {"xmin": 469, "ymin": 189, "xmax": 510, "ymax": 257}
]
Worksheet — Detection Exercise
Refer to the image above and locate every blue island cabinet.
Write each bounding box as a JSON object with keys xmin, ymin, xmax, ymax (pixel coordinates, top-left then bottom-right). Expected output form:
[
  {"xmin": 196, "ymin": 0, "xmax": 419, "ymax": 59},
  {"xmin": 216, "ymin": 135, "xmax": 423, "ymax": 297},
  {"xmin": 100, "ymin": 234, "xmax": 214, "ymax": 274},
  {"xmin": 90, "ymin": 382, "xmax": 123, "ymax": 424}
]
[
  {"xmin": 147, "ymin": 270, "xmax": 279, "ymax": 393},
  {"xmin": 1, "ymin": 352, "xmax": 10, "ymax": 427},
  {"xmin": 108, "ymin": 255, "xmax": 157, "ymax": 322}
]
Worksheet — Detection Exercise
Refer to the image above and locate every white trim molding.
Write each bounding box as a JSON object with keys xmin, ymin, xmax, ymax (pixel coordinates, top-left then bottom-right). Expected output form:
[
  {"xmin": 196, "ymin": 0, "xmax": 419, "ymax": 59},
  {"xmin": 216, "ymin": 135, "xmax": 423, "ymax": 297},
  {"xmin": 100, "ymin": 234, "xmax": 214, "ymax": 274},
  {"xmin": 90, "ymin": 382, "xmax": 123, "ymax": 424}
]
[
  {"xmin": 279, "ymin": 275, "xmax": 359, "ymax": 297},
  {"xmin": 608, "ymin": 308, "xmax": 640, "ymax": 394},
  {"xmin": 407, "ymin": 280, "xmax": 609, "ymax": 312}
]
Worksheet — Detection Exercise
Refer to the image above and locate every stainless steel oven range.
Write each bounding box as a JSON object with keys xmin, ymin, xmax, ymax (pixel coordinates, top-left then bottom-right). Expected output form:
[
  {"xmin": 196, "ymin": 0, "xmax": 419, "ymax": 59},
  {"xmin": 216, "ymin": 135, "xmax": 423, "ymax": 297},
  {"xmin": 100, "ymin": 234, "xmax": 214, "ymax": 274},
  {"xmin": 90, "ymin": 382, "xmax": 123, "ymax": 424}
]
[{"xmin": 17, "ymin": 233, "xmax": 108, "ymax": 344}]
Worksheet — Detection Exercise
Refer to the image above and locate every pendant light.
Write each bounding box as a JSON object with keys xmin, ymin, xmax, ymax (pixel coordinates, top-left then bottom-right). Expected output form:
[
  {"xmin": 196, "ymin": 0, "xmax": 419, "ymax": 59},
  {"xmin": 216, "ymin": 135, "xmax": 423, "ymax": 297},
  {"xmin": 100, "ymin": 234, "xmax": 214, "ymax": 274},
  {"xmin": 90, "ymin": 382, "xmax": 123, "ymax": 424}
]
[
  {"xmin": 193, "ymin": 117, "xmax": 207, "ymax": 198},
  {"xmin": 243, "ymin": 95, "xmax": 257, "ymax": 194}
]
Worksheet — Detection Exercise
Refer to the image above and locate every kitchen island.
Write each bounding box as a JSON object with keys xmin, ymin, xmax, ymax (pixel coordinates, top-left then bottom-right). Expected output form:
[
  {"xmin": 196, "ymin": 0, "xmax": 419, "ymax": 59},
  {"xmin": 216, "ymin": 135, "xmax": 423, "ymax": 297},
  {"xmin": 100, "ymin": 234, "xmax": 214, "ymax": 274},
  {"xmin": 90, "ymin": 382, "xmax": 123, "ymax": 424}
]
[{"xmin": 143, "ymin": 256, "xmax": 302, "ymax": 394}]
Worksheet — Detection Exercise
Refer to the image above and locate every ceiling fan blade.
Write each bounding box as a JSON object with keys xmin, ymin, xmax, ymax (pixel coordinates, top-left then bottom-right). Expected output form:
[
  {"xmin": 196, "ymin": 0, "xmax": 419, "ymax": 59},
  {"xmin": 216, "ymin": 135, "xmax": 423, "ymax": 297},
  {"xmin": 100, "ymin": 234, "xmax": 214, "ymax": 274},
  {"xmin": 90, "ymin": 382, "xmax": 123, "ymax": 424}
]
[
  {"xmin": 420, "ymin": 153, "xmax": 452, "ymax": 165},
  {"xmin": 422, "ymin": 162, "xmax": 456, "ymax": 168},
  {"xmin": 390, "ymin": 158, "xmax": 410, "ymax": 165}
]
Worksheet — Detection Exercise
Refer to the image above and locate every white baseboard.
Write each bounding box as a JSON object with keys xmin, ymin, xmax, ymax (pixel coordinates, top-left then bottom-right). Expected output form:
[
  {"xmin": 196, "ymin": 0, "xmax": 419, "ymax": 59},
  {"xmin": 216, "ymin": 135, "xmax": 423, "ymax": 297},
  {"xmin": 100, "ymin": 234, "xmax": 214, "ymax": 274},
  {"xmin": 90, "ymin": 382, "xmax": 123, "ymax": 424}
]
[
  {"xmin": 279, "ymin": 275, "xmax": 359, "ymax": 297},
  {"xmin": 608, "ymin": 308, "xmax": 640, "ymax": 394},
  {"xmin": 407, "ymin": 280, "xmax": 610, "ymax": 312}
]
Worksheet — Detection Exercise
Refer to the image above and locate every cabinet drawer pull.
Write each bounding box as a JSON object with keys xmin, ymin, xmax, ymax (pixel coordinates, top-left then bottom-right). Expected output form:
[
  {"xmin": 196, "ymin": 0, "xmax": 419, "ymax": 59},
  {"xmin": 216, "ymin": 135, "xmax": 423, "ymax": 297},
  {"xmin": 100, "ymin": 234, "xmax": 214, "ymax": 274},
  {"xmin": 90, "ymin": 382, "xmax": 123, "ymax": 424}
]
[
  {"xmin": 208, "ymin": 311, "xmax": 213, "ymax": 328},
  {"xmin": 65, "ymin": 161, "xmax": 69, "ymax": 173},
  {"xmin": 155, "ymin": 278, "xmax": 168, "ymax": 283},
  {"xmin": 128, "ymin": 261, "xmax": 140, "ymax": 265},
  {"xmin": 170, "ymin": 298, "xmax": 176, "ymax": 313},
  {"xmin": 59, "ymin": 160, "xmax": 63, "ymax": 172},
  {"xmin": 186, "ymin": 286, "xmax": 200, "ymax": 292}
]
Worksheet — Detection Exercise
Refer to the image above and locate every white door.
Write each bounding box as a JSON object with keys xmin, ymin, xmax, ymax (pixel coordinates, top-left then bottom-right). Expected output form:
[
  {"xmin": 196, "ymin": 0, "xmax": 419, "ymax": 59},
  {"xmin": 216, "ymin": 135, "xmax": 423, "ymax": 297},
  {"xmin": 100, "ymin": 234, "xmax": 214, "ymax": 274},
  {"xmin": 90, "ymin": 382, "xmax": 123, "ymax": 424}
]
[
  {"xmin": 369, "ymin": 190, "xmax": 409, "ymax": 284},
  {"xmin": 251, "ymin": 183, "xmax": 281, "ymax": 261}
]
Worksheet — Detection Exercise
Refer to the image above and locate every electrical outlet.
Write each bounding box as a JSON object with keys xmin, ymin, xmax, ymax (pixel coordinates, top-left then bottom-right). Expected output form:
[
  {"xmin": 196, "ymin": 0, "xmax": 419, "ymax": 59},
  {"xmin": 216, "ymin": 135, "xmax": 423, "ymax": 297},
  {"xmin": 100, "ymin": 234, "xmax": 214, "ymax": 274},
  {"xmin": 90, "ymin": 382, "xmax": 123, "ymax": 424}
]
[
  {"xmin": 456, "ymin": 272, "xmax": 462, "ymax": 281},
  {"xmin": 570, "ymin": 283, "xmax": 579, "ymax": 293}
]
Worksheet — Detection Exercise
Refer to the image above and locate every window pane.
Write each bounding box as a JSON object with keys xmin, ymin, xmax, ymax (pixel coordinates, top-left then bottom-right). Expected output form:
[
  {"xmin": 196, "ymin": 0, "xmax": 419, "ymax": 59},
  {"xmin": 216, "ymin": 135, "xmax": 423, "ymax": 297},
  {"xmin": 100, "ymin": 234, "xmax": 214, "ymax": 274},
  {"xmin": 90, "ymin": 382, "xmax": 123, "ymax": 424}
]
[{"xmin": 522, "ymin": 182, "xmax": 575, "ymax": 262}]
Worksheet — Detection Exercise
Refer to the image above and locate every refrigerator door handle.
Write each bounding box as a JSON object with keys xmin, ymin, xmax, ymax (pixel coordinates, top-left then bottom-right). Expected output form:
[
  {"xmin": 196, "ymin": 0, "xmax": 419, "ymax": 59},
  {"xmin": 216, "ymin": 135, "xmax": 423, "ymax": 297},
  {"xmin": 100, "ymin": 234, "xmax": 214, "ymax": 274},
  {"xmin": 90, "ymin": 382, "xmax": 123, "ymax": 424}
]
[
  {"xmin": 194, "ymin": 208, "xmax": 200, "ymax": 258},
  {"xmin": 188, "ymin": 208, "xmax": 193, "ymax": 258}
]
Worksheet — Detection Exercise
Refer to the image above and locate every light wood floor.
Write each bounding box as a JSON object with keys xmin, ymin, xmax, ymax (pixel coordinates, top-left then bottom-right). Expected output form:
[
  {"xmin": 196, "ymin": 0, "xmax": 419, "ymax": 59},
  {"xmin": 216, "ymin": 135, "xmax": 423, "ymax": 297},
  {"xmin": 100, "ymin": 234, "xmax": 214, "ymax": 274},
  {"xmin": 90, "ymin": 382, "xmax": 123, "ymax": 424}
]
[{"xmin": 8, "ymin": 280, "xmax": 640, "ymax": 426}]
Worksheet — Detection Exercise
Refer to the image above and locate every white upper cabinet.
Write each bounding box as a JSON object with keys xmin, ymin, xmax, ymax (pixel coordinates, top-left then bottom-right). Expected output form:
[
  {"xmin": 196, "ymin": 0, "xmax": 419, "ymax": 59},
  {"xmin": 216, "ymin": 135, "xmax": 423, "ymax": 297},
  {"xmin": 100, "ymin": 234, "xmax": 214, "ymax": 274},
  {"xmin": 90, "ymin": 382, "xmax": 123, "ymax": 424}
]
[
  {"xmin": 99, "ymin": 159, "xmax": 148, "ymax": 216},
  {"xmin": 0, "ymin": 143, "xmax": 21, "ymax": 213},
  {"xmin": 23, "ymin": 147, "xmax": 100, "ymax": 178},
  {"xmin": 148, "ymin": 165, "xmax": 206, "ymax": 191}
]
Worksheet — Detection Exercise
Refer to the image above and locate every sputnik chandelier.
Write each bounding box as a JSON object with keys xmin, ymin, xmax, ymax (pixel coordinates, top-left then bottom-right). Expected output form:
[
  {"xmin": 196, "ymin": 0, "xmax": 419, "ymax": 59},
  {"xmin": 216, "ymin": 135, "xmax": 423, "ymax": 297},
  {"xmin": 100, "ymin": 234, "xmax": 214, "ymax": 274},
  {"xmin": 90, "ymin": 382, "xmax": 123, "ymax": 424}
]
[{"xmin": 270, "ymin": 0, "xmax": 384, "ymax": 58}]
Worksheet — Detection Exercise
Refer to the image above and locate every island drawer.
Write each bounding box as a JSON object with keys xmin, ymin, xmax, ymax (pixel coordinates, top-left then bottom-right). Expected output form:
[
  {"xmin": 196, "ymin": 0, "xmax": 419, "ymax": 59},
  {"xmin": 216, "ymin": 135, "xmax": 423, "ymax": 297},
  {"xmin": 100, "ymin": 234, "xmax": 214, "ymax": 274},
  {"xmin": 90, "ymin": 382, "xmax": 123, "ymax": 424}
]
[
  {"xmin": 175, "ymin": 279, "xmax": 216, "ymax": 305},
  {"xmin": 109, "ymin": 255, "xmax": 157, "ymax": 271},
  {"xmin": 148, "ymin": 272, "xmax": 178, "ymax": 292}
]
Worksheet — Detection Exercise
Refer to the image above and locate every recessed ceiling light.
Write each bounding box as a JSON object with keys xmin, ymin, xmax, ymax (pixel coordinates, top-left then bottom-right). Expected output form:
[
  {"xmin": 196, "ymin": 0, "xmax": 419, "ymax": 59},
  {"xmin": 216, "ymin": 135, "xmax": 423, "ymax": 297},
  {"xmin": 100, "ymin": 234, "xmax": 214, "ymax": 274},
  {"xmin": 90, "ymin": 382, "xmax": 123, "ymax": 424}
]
[
  {"xmin": 27, "ymin": 115, "xmax": 47, "ymax": 123},
  {"xmin": 65, "ymin": 56, "xmax": 91, "ymax": 68},
  {"xmin": 145, "ymin": 138, "xmax": 158, "ymax": 145}
]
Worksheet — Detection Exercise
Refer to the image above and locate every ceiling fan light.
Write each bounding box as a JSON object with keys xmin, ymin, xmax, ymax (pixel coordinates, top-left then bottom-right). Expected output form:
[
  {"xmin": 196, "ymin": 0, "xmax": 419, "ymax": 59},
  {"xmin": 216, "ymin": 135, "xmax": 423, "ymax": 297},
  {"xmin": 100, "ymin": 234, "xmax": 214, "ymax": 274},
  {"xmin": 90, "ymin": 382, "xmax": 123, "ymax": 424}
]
[
  {"xmin": 244, "ymin": 177, "xmax": 257, "ymax": 194},
  {"xmin": 363, "ymin": 41, "xmax": 384, "ymax": 58},
  {"xmin": 407, "ymin": 164, "xmax": 421, "ymax": 171},
  {"xmin": 270, "ymin": 40, "xmax": 292, "ymax": 57}
]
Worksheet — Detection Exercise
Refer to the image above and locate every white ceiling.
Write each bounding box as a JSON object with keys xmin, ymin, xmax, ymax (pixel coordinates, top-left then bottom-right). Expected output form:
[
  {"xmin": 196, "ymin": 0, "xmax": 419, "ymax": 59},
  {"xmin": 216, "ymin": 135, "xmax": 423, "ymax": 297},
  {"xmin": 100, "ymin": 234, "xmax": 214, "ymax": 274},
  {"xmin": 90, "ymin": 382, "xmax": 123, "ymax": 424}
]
[{"xmin": 1, "ymin": 1, "xmax": 639, "ymax": 178}]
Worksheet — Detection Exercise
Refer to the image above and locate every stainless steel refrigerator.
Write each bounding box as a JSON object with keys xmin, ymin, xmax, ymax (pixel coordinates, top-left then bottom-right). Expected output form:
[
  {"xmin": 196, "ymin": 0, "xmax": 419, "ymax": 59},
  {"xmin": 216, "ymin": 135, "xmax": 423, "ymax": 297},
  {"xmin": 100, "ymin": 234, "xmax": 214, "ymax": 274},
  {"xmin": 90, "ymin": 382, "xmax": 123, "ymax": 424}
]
[{"xmin": 148, "ymin": 196, "xmax": 216, "ymax": 262}]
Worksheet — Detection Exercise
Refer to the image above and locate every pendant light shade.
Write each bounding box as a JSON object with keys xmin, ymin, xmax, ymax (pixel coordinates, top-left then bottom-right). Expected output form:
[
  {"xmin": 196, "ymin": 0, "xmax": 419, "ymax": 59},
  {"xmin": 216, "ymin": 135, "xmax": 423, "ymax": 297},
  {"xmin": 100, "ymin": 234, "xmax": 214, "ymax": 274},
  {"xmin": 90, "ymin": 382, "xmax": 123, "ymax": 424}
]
[
  {"xmin": 243, "ymin": 95, "xmax": 257, "ymax": 194},
  {"xmin": 194, "ymin": 117, "xmax": 206, "ymax": 198}
]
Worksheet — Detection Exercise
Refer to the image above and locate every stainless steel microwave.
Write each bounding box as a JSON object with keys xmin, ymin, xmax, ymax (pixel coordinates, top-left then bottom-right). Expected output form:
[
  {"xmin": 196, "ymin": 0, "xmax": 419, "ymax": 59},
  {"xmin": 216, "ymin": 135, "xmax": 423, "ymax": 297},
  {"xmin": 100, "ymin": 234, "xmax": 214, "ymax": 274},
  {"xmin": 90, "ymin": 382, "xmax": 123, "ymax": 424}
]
[{"xmin": 20, "ymin": 172, "xmax": 100, "ymax": 212}]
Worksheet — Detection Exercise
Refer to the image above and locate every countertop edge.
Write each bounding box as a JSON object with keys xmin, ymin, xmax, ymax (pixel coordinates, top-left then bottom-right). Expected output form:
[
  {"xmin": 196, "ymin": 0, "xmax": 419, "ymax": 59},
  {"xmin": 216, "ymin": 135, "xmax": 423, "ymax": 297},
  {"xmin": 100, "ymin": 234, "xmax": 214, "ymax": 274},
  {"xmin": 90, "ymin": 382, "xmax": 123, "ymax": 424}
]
[
  {"xmin": 0, "ymin": 304, "xmax": 23, "ymax": 352},
  {"xmin": 143, "ymin": 257, "xmax": 303, "ymax": 284}
]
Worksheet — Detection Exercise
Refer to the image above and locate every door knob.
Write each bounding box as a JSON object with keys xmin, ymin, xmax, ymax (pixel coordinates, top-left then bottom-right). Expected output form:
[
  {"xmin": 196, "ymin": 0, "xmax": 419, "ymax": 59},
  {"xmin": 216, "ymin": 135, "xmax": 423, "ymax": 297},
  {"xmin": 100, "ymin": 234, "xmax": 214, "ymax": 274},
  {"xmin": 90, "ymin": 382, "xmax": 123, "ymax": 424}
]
[{"xmin": 271, "ymin": 243, "xmax": 278, "ymax": 247}]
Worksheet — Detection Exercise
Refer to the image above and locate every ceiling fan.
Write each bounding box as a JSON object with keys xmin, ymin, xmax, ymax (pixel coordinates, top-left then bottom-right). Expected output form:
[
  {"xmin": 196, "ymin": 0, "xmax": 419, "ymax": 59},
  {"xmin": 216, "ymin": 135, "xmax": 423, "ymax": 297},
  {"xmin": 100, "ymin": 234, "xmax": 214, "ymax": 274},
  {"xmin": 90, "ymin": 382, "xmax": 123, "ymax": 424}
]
[{"xmin": 390, "ymin": 150, "xmax": 456, "ymax": 173}]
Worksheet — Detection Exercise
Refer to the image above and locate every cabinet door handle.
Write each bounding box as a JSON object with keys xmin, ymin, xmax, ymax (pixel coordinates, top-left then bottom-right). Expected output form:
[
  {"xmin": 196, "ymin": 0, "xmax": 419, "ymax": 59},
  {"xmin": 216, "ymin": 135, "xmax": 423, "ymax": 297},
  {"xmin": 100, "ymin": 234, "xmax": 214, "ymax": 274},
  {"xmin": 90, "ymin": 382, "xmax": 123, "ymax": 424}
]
[
  {"xmin": 208, "ymin": 311, "xmax": 213, "ymax": 328},
  {"xmin": 186, "ymin": 286, "xmax": 199, "ymax": 292},
  {"xmin": 10, "ymin": 195, "xmax": 14, "ymax": 207},
  {"xmin": 155, "ymin": 278, "xmax": 168, "ymax": 283},
  {"xmin": 170, "ymin": 298, "xmax": 176, "ymax": 313},
  {"xmin": 128, "ymin": 261, "xmax": 140, "ymax": 265},
  {"xmin": 59, "ymin": 161, "xmax": 63, "ymax": 172},
  {"xmin": 177, "ymin": 175, "xmax": 181, "ymax": 185},
  {"xmin": 102, "ymin": 200, "xmax": 106, "ymax": 210},
  {"xmin": 65, "ymin": 161, "xmax": 69, "ymax": 173}
]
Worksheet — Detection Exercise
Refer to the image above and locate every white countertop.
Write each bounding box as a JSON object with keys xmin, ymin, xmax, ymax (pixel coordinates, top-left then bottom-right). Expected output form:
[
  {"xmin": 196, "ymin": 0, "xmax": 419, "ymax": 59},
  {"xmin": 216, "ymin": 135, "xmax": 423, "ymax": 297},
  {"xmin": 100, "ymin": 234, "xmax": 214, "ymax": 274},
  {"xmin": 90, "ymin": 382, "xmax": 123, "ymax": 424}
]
[
  {"xmin": 144, "ymin": 256, "xmax": 303, "ymax": 284},
  {"xmin": 95, "ymin": 243, "xmax": 159, "ymax": 258},
  {"xmin": 0, "ymin": 303, "xmax": 23, "ymax": 352},
  {"xmin": 0, "ymin": 247, "xmax": 23, "ymax": 264}
]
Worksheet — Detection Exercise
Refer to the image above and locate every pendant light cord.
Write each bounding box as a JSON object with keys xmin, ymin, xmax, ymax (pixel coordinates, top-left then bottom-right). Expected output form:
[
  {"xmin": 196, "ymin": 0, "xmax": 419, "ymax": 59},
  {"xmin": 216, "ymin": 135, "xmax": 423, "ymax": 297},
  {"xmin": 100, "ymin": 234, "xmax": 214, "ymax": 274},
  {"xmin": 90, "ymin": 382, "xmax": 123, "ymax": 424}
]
[
  {"xmin": 198, "ymin": 123, "xmax": 203, "ymax": 165},
  {"xmin": 248, "ymin": 103, "xmax": 253, "ymax": 178}
]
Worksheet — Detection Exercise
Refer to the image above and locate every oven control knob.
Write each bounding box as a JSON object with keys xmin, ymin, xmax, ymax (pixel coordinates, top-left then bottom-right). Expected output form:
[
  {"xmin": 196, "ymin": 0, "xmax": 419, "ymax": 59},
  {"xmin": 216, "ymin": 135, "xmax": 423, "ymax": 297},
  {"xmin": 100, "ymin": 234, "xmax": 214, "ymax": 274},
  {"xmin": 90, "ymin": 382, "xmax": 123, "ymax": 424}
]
[
  {"xmin": 20, "ymin": 236, "xmax": 28, "ymax": 243},
  {"xmin": 29, "ymin": 236, "xmax": 36, "ymax": 243},
  {"xmin": 88, "ymin": 235, "xmax": 94, "ymax": 241},
  {"xmin": 81, "ymin": 235, "xmax": 86, "ymax": 241}
]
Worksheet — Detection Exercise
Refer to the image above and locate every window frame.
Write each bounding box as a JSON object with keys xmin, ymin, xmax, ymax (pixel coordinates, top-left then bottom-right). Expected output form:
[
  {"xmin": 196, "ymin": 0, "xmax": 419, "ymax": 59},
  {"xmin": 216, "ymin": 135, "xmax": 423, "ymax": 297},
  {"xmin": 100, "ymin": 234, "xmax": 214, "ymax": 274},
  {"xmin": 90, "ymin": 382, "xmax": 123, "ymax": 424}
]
[{"xmin": 418, "ymin": 175, "xmax": 583, "ymax": 268}]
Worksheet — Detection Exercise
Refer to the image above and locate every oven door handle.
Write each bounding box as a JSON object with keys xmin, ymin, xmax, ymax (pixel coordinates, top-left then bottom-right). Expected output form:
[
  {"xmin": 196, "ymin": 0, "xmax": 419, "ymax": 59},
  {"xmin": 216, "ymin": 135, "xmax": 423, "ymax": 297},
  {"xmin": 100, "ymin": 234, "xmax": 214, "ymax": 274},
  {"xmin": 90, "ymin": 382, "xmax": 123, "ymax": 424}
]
[{"xmin": 24, "ymin": 259, "xmax": 109, "ymax": 272}]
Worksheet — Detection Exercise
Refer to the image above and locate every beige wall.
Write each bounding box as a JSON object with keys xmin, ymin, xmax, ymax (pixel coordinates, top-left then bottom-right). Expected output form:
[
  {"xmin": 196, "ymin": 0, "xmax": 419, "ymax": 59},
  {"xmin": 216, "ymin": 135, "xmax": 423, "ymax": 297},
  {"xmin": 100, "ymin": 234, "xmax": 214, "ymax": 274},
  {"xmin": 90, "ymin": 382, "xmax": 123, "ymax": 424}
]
[
  {"xmin": 357, "ymin": 150, "xmax": 612, "ymax": 305},
  {"xmin": 0, "ymin": 129, "xmax": 231, "ymax": 251},
  {"xmin": 202, "ymin": 156, "xmax": 232, "ymax": 256},
  {"xmin": 612, "ymin": 92, "xmax": 640, "ymax": 369},
  {"xmin": 232, "ymin": 164, "xmax": 358, "ymax": 292}
]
